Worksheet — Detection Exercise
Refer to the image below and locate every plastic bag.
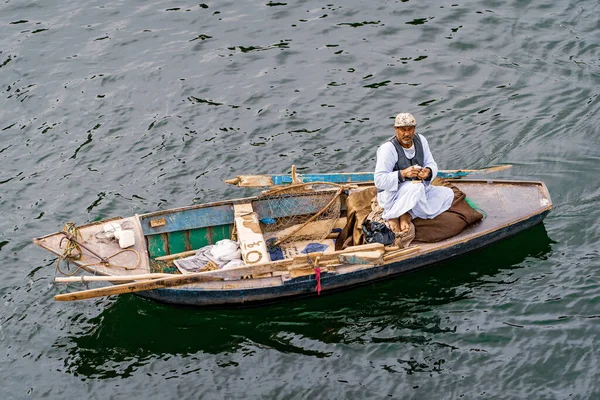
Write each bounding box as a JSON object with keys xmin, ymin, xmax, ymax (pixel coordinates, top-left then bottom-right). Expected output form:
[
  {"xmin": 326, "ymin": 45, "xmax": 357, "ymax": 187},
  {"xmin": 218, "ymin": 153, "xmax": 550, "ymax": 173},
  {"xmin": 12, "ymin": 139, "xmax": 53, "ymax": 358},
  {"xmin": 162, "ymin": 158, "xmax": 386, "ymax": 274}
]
[
  {"xmin": 221, "ymin": 259, "xmax": 245, "ymax": 270},
  {"xmin": 211, "ymin": 239, "xmax": 241, "ymax": 261},
  {"xmin": 362, "ymin": 220, "xmax": 395, "ymax": 246}
]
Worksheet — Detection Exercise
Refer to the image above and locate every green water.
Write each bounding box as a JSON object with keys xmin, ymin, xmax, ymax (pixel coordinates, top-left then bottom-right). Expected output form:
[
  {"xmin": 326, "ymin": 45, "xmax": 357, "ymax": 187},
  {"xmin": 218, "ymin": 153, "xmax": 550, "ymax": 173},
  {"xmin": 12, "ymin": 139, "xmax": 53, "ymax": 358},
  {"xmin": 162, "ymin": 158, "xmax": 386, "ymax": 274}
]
[{"xmin": 1, "ymin": 0, "xmax": 598, "ymax": 398}]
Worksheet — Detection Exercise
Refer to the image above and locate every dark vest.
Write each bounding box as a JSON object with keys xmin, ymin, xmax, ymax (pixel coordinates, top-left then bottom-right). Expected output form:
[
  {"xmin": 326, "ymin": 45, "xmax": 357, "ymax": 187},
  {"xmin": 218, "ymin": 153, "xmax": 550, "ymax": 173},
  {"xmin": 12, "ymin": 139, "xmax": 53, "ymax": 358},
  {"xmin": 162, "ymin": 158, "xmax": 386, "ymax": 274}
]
[{"xmin": 389, "ymin": 134, "xmax": 425, "ymax": 180}]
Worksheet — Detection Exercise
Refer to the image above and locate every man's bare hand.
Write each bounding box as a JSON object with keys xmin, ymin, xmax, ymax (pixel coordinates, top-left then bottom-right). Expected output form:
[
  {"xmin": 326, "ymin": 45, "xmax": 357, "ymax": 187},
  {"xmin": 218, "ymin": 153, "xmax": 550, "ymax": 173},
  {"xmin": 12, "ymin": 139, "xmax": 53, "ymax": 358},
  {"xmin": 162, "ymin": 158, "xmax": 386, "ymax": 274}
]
[{"xmin": 401, "ymin": 166, "xmax": 421, "ymax": 180}]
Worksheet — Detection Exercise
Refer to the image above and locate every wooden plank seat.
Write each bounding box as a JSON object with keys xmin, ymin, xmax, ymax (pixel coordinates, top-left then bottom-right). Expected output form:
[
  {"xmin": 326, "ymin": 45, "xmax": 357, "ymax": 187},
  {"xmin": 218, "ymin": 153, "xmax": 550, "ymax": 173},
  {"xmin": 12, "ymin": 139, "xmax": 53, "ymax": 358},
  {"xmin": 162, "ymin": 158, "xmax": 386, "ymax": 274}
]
[{"xmin": 233, "ymin": 202, "xmax": 270, "ymax": 266}]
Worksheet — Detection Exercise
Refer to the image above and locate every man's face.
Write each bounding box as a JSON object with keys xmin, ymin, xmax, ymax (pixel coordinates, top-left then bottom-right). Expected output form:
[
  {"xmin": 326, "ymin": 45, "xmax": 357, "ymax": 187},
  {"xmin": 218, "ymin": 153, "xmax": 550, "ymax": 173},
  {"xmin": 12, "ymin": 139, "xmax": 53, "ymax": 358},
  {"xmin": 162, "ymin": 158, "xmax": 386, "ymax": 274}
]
[{"xmin": 394, "ymin": 126, "xmax": 415, "ymax": 146}]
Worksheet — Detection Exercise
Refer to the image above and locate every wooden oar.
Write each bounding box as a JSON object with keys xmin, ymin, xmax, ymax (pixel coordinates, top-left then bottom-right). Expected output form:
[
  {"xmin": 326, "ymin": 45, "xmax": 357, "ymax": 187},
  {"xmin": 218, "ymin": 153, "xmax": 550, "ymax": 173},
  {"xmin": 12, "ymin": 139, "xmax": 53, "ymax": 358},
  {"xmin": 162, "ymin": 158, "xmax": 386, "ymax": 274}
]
[
  {"xmin": 224, "ymin": 165, "xmax": 512, "ymax": 187},
  {"xmin": 54, "ymin": 243, "xmax": 385, "ymax": 301}
]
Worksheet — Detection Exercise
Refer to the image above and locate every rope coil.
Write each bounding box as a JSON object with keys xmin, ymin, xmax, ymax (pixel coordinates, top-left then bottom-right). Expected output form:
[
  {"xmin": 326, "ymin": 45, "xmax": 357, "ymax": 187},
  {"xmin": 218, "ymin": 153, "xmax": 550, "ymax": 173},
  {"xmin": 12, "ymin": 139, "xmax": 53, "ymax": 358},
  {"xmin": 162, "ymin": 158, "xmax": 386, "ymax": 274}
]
[{"xmin": 56, "ymin": 222, "xmax": 141, "ymax": 276}]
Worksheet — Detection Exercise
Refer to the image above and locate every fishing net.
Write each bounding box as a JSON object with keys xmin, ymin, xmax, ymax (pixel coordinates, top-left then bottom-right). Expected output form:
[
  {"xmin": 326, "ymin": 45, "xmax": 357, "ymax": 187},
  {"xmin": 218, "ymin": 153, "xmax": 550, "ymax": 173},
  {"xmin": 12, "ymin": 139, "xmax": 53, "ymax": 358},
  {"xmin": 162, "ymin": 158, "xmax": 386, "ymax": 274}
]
[{"xmin": 255, "ymin": 182, "xmax": 343, "ymax": 246}]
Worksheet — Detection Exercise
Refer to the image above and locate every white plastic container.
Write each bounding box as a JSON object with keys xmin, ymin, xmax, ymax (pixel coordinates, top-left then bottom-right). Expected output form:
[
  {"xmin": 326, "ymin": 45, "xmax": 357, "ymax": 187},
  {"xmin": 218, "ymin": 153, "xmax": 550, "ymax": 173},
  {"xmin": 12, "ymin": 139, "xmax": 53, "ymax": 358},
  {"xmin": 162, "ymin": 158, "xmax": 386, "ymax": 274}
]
[
  {"xmin": 103, "ymin": 222, "xmax": 122, "ymax": 239},
  {"xmin": 114, "ymin": 229, "xmax": 135, "ymax": 248}
]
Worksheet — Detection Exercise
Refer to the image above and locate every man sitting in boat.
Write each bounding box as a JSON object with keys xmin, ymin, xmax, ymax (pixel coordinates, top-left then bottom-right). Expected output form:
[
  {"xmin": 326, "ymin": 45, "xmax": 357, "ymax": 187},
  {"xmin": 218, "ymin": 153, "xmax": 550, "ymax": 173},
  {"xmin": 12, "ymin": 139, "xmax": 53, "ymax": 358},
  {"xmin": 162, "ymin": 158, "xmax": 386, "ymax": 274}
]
[{"xmin": 374, "ymin": 112, "xmax": 454, "ymax": 238}]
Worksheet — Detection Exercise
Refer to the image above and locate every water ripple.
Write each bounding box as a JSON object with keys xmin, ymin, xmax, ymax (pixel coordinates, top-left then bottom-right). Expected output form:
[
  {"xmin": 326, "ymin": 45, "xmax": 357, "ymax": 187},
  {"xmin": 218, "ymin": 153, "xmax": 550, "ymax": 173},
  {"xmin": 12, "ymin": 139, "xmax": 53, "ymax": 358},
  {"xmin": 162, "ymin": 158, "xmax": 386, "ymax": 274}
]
[{"xmin": 1, "ymin": 0, "xmax": 599, "ymax": 398}]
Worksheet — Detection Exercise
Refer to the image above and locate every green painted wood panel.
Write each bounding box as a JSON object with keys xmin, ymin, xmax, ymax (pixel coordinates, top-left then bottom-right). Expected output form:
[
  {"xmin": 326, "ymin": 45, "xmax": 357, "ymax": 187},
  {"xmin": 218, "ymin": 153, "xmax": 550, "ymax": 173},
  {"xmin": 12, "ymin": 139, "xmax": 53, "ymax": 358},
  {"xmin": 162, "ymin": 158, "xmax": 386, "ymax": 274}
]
[
  {"xmin": 147, "ymin": 234, "xmax": 167, "ymax": 258},
  {"xmin": 168, "ymin": 231, "xmax": 188, "ymax": 254},
  {"xmin": 211, "ymin": 224, "xmax": 232, "ymax": 242},
  {"xmin": 189, "ymin": 227, "xmax": 211, "ymax": 249}
]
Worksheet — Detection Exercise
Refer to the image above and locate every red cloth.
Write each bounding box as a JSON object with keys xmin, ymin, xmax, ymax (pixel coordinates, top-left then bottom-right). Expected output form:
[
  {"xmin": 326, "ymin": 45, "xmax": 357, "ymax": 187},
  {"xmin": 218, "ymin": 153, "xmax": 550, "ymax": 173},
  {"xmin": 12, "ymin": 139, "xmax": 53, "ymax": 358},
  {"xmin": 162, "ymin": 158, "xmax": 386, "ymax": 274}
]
[{"xmin": 314, "ymin": 267, "xmax": 321, "ymax": 295}]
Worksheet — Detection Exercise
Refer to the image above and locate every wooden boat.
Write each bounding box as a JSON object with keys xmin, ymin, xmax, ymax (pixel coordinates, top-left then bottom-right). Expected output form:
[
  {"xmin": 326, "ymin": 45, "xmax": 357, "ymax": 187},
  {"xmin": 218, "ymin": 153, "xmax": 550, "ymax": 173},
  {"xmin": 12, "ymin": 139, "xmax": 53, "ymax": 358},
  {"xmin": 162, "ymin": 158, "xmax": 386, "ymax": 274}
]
[{"xmin": 34, "ymin": 176, "xmax": 552, "ymax": 307}]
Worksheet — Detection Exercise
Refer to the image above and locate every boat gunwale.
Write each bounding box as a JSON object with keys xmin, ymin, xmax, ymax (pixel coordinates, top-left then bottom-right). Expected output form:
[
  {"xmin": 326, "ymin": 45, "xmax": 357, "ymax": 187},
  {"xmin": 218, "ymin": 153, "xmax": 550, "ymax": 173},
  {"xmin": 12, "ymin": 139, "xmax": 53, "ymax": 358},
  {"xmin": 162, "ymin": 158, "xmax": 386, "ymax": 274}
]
[{"xmin": 136, "ymin": 178, "xmax": 551, "ymax": 220}]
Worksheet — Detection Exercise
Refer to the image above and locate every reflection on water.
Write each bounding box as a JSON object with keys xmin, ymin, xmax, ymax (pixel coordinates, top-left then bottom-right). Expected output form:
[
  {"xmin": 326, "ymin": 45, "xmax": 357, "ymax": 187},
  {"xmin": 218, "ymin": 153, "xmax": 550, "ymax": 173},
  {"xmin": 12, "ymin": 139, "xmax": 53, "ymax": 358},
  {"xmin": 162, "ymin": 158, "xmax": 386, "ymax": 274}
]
[{"xmin": 58, "ymin": 224, "xmax": 552, "ymax": 378}]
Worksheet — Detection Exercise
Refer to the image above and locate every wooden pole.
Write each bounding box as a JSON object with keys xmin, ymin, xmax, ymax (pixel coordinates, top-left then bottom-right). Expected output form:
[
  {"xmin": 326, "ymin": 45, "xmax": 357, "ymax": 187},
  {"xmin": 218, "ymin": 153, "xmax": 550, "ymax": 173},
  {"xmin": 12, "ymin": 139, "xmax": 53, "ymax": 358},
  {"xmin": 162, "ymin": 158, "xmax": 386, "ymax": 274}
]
[
  {"xmin": 54, "ymin": 274, "xmax": 222, "ymax": 301},
  {"xmin": 444, "ymin": 165, "xmax": 512, "ymax": 174},
  {"xmin": 55, "ymin": 273, "xmax": 175, "ymax": 283},
  {"xmin": 54, "ymin": 243, "xmax": 385, "ymax": 301},
  {"xmin": 155, "ymin": 250, "xmax": 197, "ymax": 261},
  {"xmin": 382, "ymin": 246, "xmax": 420, "ymax": 261},
  {"xmin": 224, "ymin": 166, "xmax": 513, "ymax": 187}
]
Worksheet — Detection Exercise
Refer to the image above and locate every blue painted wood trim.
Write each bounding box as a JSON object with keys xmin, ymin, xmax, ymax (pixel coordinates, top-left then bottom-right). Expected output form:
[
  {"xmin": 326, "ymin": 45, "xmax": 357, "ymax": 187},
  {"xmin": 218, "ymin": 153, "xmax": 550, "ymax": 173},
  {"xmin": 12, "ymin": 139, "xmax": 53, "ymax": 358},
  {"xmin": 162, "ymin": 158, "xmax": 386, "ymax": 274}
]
[
  {"xmin": 441, "ymin": 171, "xmax": 470, "ymax": 178},
  {"xmin": 269, "ymin": 171, "xmax": 472, "ymax": 185},
  {"xmin": 140, "ymin": 205, "xmax": 234, "ymax": 236},
  {"xmin": 272, "ymin": 173, "xmax": 375, "ymax": 185},
  {"xmin": 140, "ymin": 194, "xmax": 334, "ymax": 235}
]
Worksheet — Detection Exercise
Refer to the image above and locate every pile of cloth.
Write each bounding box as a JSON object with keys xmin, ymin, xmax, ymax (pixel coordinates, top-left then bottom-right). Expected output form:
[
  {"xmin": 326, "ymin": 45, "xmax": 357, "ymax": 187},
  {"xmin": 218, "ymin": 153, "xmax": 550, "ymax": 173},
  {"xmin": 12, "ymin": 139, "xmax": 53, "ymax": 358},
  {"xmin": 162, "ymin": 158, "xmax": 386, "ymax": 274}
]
[
  {"xmin": 336, "ymin": 180, "xmax": 483, "ymax": 250},
  {"xmin": 174, "ymin": 239, "xmax": 245, "ymax": 274}
]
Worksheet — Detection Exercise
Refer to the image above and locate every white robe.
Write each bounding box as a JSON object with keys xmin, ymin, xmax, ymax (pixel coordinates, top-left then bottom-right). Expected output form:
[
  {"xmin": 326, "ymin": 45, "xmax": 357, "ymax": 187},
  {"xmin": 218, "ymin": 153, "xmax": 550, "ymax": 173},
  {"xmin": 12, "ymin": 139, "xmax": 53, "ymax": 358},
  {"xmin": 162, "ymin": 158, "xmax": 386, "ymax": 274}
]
[{"xmin": 374, "ymin": 134, "xmax": 453, "ymax": 220}]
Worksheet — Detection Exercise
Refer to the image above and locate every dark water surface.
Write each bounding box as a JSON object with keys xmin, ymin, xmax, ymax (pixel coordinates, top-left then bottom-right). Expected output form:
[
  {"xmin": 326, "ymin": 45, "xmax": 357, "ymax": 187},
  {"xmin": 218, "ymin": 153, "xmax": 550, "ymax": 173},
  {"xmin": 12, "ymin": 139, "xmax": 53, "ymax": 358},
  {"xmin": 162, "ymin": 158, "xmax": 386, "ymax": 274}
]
[{"xmin": 1, "ymin": 0, "xmax": 599, "ymax": 398}]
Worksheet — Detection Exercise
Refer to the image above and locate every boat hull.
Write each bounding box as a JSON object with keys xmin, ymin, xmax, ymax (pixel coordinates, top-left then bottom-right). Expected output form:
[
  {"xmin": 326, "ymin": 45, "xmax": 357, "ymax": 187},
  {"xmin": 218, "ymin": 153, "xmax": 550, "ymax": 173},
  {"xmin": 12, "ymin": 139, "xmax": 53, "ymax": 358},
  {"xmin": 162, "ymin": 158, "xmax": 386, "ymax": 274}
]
[{"xmin": 136, "ymin": 208, "xmax": 550, "ymax": 307}]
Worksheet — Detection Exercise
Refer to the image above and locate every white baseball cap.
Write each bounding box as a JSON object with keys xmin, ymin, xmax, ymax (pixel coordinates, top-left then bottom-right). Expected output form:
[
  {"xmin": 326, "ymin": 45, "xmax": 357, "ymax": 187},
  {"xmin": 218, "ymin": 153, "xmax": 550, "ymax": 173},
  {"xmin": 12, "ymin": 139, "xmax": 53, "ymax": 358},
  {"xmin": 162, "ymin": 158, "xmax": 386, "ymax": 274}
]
[{"xmin": 394, "ymin": 113, "xmax": 417, "ymax": 127}]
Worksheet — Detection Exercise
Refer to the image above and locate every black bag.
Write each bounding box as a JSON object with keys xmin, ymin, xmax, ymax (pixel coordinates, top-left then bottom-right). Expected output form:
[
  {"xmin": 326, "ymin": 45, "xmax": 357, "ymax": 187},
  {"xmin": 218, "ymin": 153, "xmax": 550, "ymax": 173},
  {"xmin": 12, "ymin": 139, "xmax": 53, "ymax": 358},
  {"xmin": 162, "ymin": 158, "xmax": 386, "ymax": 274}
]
[{"xmin": 362, "ymin": 220, "xmax": 395, "ymax": 246}]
